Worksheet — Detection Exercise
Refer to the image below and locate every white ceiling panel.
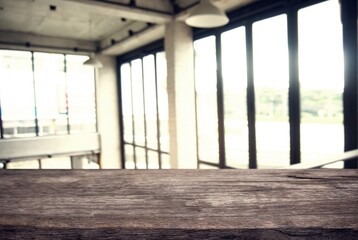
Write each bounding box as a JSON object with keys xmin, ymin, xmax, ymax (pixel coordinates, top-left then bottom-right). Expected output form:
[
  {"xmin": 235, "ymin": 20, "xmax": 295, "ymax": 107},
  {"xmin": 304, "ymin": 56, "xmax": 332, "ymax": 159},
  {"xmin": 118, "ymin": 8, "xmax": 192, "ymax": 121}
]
[{"xmin": 0, "ymin": 0, "xmax": 256, "ymax": 55}]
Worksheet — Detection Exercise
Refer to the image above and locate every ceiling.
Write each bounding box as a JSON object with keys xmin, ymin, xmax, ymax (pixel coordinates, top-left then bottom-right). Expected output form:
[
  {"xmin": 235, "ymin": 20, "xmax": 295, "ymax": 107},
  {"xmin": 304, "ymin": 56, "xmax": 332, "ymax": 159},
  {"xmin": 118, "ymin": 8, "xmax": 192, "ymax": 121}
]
[{"xmin": 0, "ymin": 0, "xmax": 257, "ymax": 56}]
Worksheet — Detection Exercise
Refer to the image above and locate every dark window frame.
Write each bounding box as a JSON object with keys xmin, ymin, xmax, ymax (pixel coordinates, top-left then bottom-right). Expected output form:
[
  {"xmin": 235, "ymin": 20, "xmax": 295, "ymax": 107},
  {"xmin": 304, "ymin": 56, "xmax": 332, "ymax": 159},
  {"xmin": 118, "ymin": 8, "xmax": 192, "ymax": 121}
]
[
  {"xmin": 0, "ymin": 50, "xmax": 98, "ymax": 139},
  {"xmin": 194, "ymin": 0, "xmax": 357, "ymax": 169},
  {"xmin": 117, "ymin": 40, "xmax": 169, "ymax": 169}
]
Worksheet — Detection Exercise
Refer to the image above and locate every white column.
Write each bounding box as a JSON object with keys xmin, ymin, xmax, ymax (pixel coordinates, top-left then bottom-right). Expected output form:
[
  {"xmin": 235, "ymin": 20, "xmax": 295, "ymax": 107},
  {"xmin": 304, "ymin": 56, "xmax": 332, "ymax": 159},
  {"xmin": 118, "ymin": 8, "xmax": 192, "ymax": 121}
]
[
  {"xmin": 96, "ymin": 55, "xmax": 121, "ymax": 169},
  {"xmin": 165, "ymin": 21, "xmax": 197, "ymax": 169}
]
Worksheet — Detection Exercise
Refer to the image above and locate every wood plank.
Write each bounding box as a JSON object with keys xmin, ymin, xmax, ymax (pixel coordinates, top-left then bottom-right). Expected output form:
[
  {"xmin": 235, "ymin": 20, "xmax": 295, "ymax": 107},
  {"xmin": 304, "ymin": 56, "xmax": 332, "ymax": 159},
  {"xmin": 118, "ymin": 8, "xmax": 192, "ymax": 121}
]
[{"xmin": 0, "ymin": 170, "xmax": 357, "ymax": 239}]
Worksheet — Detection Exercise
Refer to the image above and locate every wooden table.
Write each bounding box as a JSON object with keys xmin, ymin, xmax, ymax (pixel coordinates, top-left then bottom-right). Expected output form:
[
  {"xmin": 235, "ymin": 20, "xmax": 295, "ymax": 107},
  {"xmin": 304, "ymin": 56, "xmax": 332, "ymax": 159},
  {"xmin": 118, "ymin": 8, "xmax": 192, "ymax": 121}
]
[{"xmin": 0, "ymin": 170, "xmax": 357, "ymax": 239}]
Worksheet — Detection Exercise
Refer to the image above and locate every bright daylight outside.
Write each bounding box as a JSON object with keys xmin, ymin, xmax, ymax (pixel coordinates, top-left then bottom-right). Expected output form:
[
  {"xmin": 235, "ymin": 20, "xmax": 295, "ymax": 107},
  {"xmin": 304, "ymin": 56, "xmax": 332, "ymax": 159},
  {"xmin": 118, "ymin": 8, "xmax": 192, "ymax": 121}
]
[
  {"xmin": 298, "ymin": 0, "xmax": 344, "ymax": 167},
  {"xmin": 0, "ymin": 52, "xmax": 96, "ymax": 169},
  {"xmin": 195, "ymin": 0, "xmax": 344, "ymax": 168},
  {"xmin": 120, "ymin": 52, "xmax": 170, "ymax": 169},
  {"xmin": 0, "ymin": 0, "xmax": 344, "ymax": 170},
  {"xmin": 0, "ymin": 52, "xmax": 96, "ymax": 138}
]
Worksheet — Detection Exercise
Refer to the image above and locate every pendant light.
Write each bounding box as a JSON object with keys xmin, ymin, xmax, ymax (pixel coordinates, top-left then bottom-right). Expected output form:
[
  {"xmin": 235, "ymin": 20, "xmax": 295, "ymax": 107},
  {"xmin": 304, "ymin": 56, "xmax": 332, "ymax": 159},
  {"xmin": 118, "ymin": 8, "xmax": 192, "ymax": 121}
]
[
  {"xmin": 185, "ymin": 0, "xmax": 229, "ymax": 28},
  {"xmin": 83, "ymin": 19, "xmax": 103, "ymax": 68},
  {"xmin": 83, "ymin": 53, "xmax": 103, "ymax": 68}
]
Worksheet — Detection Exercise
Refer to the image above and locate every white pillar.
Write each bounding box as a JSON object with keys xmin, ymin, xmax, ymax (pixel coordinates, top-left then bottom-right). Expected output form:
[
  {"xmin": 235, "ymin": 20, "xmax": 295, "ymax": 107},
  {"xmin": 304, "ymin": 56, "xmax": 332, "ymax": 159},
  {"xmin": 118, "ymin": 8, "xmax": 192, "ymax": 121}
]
[
  {"xmin": 96, "ymin": 55, "xmax": 121, "ymax": 169},
  {"xmin": 165, "ymin": 21, "xmax": 197, "ymax": 169}
]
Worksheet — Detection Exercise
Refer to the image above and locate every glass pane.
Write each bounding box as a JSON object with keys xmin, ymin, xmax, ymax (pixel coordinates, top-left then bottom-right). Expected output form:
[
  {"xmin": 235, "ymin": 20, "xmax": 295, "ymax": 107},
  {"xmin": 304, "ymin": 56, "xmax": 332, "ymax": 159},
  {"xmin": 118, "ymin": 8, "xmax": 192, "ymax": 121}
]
[
  {"xmin": 148, "ymin": 150, "xmax": 159, "ymax": 169},
  {"xmin": 131, "ymin": 59, "xmax": 145, "ymax": 146},
  {"xmin": 143, "ymin": 55, "xmax": 158, "ymax": 150},
  {"xmin": 298, "ymin": 0, "xmax": 344, "ymax": 164},
  {"xmin": 321, "ymin": 161, "xmax": 343, "ymax": 169},
  {"xmin": 66, "ymin": 55, "xmax": 96, "ymax": 133},
  {"xmin": 199, "ymin": 164, "xmax": 219, "ymax": 169},
  {"xmin": 120, "ymin": 63, "xmax": 134, "ymax": 143},
  {"xmin": 0, "ymin": 50, "xmax": 36, "ymax": 138},
  {"xmin": 135, "ymin": 147, "xmax": 146, "ymax": 169},
  {"xmin": 221, "ymin": 26, "xmax": 249, "ymax": 169},
  {"xmin": 34, "ymin": 52, "xmax": 68, "ymax": 136},
  {"xmin": 125, "ymin": 144, "xmax": 135, "ymax": 169},
  {"xmin": 161, "ymin": 153, "xmax": 171, "ymax": 169},
  {"xmin": 194, "ymin": 36, "xmax": 219, "ymax": 164},
  {"xmin": 253, "ymin": 14, "xmax": 290, "ymax": 168},
  {"xmin": 156, "ymin": 52, "xmax": 170, "ymax": 153}
]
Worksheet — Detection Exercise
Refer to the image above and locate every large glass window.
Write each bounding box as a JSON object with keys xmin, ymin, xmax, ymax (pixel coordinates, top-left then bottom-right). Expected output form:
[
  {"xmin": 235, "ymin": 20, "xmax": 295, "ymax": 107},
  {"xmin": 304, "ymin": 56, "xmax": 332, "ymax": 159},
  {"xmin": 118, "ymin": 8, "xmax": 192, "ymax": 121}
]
[
  {"xmin": 253, "ymin": 14, "xmax": 290, "ymax": 168},
  {"xmin": 194, "ymin": 36, "xmax": 219, "ymax": 166},
  {"xmin": 221, "ymin": 27, "xmax": 249, "ymax": 168},
  {"xmin": 143, "ymin": 55, "xmax": 158, "ymax": 151},
  {"xmin": 298, "ymin": 0, "xmax": 344, "ymax": 165},
  {"xmin": 0, "ymin": 50, "xmax": 36, "ymax": 138},
  {"xmin": 120, "ymin": 52, "xmax": 169, "ymax": 169},
  {"xmin": 156, "ymin": 52, "xmax": 170, "ymax": 168},
  {"xmin": 121, "ymin": 63, "xmax": 134, "ymax": 144},
  {"xmin": 66, "ymin": 55, "xmax": 97, "ymax": 134},
  {"xmin": 131, "ymin": 59, "xmax": 146, "ymax": 149},
  {"xmin": 0, "ymin": 50, "xmax": 97, "ymax": 139},
  {"xmin": 34, "ymin": 52, "xmax": 68, "ymax": 135},
  {"xmin": 193, "ymin": 0, "xmax": 348, "ymax": 169}
]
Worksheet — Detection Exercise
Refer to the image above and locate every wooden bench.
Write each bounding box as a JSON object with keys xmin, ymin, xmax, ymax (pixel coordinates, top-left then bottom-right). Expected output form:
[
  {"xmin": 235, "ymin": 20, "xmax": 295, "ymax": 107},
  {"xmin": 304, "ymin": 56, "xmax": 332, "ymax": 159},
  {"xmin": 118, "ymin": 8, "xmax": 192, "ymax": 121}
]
[{"xmin": 0, "ymin": 170, "xmax": 357, "ymax": 239}]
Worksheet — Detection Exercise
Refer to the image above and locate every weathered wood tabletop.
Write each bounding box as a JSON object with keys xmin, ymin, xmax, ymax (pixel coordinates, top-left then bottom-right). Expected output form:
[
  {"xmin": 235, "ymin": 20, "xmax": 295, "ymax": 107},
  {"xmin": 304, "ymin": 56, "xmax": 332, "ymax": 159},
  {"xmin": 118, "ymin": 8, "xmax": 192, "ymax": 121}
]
[{"xmin": 0, "ymin": 170, "xmax": 357, "ymax": 239}]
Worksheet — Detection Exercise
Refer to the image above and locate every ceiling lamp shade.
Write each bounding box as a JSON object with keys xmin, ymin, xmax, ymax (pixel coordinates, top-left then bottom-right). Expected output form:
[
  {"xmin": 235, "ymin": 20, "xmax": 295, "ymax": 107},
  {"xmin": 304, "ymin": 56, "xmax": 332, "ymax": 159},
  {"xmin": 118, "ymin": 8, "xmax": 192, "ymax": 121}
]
[
  {"xmin": 83, "ymin": 53, "xmax": 103, "ymax": 68},
  {"xmin": 185, "ymin": 0, "xmax": 229, "ymax": 28},
  {"xmin": 83, "ymin": 19, "xmax": 103, "ymax": 68}
]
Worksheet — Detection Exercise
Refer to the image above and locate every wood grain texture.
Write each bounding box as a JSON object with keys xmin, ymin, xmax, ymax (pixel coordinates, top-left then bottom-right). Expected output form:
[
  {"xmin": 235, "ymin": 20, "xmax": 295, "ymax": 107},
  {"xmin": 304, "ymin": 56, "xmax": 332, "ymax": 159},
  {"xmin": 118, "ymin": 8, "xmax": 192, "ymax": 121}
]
[{"xmin": 0, "ymin": 170, "xmax": 357, "ymax": 239}]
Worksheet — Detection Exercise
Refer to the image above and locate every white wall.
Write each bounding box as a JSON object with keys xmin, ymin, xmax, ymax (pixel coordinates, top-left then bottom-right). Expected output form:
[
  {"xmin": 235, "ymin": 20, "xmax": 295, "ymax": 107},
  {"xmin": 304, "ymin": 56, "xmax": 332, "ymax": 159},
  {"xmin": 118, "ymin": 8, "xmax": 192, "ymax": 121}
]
[
  {"xmin": 96, "ymin": 55, "xmax": 122, "ymax": 169},
  {"xmin": 165, "ymin": 21, "xmax": 197, "ymax": 169}
]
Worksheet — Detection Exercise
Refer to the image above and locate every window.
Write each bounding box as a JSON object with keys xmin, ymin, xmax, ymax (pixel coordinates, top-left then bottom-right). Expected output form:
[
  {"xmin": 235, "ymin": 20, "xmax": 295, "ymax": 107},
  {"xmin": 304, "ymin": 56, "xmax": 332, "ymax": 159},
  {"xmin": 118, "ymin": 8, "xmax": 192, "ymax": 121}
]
[
  {"xmin": 0, "ymin": 50, "xmax": 36, "ymax": 138},
  {"xmin": 66, "ymin": 55, "xmax": 97, "ymax": 133},
  {"xmin": 34, "ymin": 52, "xmax": 67, "ymax": 135},
  {"xmin": 193, "ymin": 0, "xmax": 351, "ymax": 169},
  {"xmin": 0, "ymin": 50, "xmax": 97, "ymax": 138},
  {"xmin": 221, "ymin": 27, "xmax": 249, "ymax": 168},
  {"xmin": 156, "ymin": 52, "xmax": 170, "ymax": 164},
  {"xmin": 298, "ymin": 0, "xmax": 344, "ymax": 166},
  {"xmin": 194, "ymin": 36, "xmax": 219, "ymax": 166},
  {"xmin": 66, "ymin": 55, "xmax": 97, "ymax": 134},
  {"xmin": 119, "ymin": 51, "xmax": 170, "ymax": 169},
  {"xmin": 253, "ymin": 14, "xmax": 290, "ymax": 168},
  {"xmin": 131, "ymin": 59, "xmax": 146, "ymax": 150}
]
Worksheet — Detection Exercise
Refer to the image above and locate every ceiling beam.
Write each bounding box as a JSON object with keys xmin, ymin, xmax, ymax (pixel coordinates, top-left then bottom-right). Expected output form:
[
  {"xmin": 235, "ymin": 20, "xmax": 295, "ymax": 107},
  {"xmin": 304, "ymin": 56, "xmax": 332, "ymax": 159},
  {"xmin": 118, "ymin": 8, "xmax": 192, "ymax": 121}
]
[
  {"xmin": 61, "ymin": 0, "xmax": 173, "ymax": 24},
  {"xmin": 101, "ymin": 24, "xmax": 165, "ymax": 55},
  {"xmin": 0, "ymin": 31, "xmax": 97, "ymax": 54},
  {"xmin": 100, "ymin": 21, "xmax": 148, "ymax": 51}
]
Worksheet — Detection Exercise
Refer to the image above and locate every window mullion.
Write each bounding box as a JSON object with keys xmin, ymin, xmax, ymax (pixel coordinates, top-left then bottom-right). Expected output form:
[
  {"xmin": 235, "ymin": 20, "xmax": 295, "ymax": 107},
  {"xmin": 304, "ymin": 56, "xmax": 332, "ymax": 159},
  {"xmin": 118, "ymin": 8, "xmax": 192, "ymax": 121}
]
[
  {"xmin": 31, "ymin": 52, "xmax": 40, "ymax": 136},
  {"xmin": 0, "ymin": 97, "xmax": 3, "ymax": 139},
  {"xmin": 153, "ymin": 54, "xmax": 162, "ymax": 169},
  {"xmin": 93, "ymin": 67, "xmax": 99, "ymax": 133},
  {"xmin": 64, "ymin": 55, "xmax": 71, "ymax": 134},
  {"xmin": 341, "ymin": 0, "xmax": 358, "ymax": 168},
  {"xmin": 141, "ymin": 59, "xmax": 149, "ymax": 169},
  {"xmin": 287, "ymin": 6, "xmax": 301, "ymax": 165},
  {"xmin": 215, "ymin": 34, "xmax": 226, "ymax": 169},
  {"xmin": 118, "ymin": 63, "xmax": 126, "ymax": 169},
  {"xmin": 246, "ymin": 24, "xmax": 257, "ymax": 169},
  {"xmin": 129, "ymin": 62, "xmax": 137, "ymax": 169}
]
